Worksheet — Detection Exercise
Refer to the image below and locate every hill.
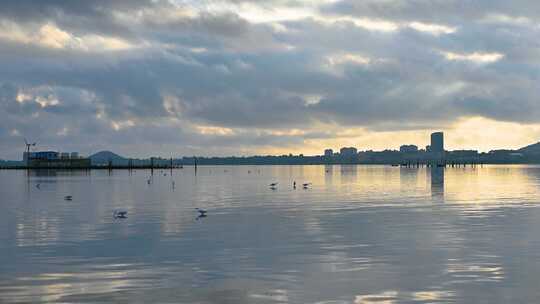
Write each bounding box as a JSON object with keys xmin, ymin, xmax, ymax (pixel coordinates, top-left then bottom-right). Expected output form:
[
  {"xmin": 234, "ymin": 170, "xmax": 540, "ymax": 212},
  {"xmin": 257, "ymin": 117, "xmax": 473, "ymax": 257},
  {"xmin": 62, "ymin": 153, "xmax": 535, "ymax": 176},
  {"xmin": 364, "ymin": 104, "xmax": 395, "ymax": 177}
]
[
  {"xmin": 518, "ymin": 142, "xmax": 540, "ymax": 155},
  {"xmin": 89, "ymin": 151, "xmax": 128, "ymax": 165}
]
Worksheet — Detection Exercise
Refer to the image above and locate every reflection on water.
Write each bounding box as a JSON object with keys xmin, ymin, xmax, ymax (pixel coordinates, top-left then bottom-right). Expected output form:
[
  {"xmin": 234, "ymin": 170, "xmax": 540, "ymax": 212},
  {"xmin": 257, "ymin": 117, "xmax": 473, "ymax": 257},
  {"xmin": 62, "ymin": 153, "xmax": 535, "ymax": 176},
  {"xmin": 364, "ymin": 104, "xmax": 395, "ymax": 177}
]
[
  {"xmin": 2, "ymin": 165, "xmax": 540, "ymax": 303},
  {"xmin": 430, "ymin": 167, "xmax": 445, "ymax": 200},
  {"xmin": 355, "ymin": 290, "xmax": 455, "ymax": 304}
]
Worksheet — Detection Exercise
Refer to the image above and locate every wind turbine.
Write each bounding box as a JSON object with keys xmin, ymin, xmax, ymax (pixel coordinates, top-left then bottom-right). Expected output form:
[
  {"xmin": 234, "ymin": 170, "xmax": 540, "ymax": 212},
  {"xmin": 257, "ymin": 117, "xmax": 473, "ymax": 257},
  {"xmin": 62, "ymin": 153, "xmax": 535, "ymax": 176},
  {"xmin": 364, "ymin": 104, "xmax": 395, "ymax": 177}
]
[
  {"xmin": 24, "ymin": 139, "xmax": 36, "ymax": 165},
  {"xmin": 24, "ymin": 138, "xmax": 36, "ymax": 154}
]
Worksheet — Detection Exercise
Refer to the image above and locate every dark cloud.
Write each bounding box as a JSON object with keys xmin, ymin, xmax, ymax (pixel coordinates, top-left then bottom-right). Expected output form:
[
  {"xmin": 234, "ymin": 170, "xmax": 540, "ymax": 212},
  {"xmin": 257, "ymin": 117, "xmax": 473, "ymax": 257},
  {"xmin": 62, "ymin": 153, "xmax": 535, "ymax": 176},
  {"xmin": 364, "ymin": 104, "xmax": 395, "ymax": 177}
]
[{"xmin": 0, "ymin": 0, "xmax": 156, "ymax": 38}]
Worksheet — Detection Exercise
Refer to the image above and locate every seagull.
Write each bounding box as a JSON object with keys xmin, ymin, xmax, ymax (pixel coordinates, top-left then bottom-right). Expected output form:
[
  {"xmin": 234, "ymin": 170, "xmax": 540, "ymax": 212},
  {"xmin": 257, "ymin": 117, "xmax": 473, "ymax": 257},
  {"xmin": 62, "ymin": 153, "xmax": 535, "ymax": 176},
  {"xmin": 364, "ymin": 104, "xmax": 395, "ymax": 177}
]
[
  {"xmin": 195, "ymin": 208, "xmax": 208, "ymax": 220},
  {"xmin": 113, "ymin": 210, "xmax": 128, "ymax": 219},
  {"xmin": 195, "ymin": 208, "xmax": 207, "ymax": 216},
  {"xmin": 303, "ymin": 183, "xmax": 311, "ymax": 189},
  {"xmin": 64, "ymin": 195, "xmax": 73, "ymax": 201},
  {"xmin": 36, "ymin": 183, "xmax": 41, "ymax": 189},
  {"xmin": 269, "ymin": 182, "xmax": 278, "ymax": 187}
]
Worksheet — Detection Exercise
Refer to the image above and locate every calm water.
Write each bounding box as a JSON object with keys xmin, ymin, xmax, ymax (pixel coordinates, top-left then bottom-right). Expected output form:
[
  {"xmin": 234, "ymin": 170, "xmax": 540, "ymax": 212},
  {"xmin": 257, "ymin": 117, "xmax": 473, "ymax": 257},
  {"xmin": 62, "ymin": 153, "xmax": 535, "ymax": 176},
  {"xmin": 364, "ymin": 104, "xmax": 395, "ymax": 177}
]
[{"xmin": 2, "ymin": 165, "xmax": 540, "ymax": 303}]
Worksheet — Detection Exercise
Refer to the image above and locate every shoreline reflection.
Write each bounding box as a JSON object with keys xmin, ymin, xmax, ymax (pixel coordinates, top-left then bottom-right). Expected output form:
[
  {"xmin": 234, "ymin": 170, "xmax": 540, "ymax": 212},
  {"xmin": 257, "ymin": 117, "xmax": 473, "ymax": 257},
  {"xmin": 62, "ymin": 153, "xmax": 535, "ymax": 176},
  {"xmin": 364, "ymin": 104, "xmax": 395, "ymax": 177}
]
[{"xmin": 430, "ymin": 167, "xmax": 445, "ymax": 200}]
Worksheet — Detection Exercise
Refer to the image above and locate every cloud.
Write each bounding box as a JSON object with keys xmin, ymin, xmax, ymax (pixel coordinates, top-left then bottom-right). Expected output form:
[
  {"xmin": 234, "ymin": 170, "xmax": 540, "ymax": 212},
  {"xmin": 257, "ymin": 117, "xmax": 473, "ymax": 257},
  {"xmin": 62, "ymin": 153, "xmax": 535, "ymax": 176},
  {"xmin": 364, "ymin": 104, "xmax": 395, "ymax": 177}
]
[
  {"xmin": 321, "ymin": 0, "xmax": 540, "ymax": 25},
  {"xmin": 1, "ymin": 0, "xmax": 540, "ymax": 158},
  {"xmin": 0, "ymin": 21, "xmax": 134, "ymax": 51},
  {"xmin": 441, "ymin": 51, "xmax": 504, "ymax": 63}
]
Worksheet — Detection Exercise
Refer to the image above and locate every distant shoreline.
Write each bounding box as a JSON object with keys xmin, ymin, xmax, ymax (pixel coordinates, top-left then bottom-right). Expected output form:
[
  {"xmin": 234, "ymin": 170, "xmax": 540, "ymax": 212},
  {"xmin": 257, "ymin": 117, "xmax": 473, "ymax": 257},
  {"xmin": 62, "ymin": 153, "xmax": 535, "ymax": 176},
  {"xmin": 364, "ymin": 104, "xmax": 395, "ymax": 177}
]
[{"xmin": 1, "ymin": 162, "xmax": 539, "ymax": 170}]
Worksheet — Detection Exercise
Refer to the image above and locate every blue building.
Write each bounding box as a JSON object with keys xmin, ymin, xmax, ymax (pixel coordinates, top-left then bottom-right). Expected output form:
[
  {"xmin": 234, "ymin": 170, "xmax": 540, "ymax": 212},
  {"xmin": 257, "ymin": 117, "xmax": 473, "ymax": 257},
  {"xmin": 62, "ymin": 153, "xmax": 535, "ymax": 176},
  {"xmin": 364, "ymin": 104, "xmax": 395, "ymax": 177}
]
[{"xmin": 23, "ymin": 150, "xmax": 90, "ymax": 168}]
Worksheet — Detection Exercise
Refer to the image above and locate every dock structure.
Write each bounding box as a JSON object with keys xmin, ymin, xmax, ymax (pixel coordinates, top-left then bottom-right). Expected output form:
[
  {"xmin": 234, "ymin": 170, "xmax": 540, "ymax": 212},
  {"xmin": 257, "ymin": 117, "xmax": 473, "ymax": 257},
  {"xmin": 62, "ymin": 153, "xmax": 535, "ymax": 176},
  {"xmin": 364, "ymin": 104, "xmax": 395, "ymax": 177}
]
[
  {"xmin": 4, "ymin": 150, "xmax": 188, "ymax": 170},
  {"xmin": 396, "ymin": 158, "xmax": 483, "ymax": 169},
  {"xmin": 1, "ymin": 164, "xmax": 190, "ymax": 170}
]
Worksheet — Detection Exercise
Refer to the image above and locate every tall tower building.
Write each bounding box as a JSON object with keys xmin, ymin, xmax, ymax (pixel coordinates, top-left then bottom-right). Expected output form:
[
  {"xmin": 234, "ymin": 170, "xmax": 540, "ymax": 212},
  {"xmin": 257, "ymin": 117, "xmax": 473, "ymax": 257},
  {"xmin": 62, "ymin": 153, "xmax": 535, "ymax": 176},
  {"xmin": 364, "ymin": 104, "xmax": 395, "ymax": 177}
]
[{"xmin": 430, "ymin": 132, "xmax": 444, "ymax": 154}]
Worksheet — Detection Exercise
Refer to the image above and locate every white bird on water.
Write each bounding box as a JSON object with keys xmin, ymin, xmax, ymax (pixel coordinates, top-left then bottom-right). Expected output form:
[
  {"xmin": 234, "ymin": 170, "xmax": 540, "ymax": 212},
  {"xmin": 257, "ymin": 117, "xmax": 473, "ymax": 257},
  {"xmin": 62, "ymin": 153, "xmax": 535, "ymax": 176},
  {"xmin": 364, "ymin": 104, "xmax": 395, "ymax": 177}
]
[{"xmin": 114, "ymin": 210, "xmax": 128, "ymax": 219}]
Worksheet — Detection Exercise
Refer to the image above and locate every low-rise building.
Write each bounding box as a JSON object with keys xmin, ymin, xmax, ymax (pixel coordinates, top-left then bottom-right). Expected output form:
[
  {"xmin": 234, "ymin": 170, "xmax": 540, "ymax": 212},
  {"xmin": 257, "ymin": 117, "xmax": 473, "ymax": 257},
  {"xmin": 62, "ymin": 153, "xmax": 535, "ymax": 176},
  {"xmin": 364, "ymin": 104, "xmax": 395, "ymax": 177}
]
[
  {"xmin": 400, "ymin": 145, "xmax": 419, "ymax": 153},
  {"xmin": 324, "ymin": 149, "xmax": 333, "ymax": 157},
  {"xmin": 340, "ymin": 147, "xmax": 358, "ymax": 156},
  {"xmin": 450, "ymin": 150, "xmax": 478, "ymax": 158}
]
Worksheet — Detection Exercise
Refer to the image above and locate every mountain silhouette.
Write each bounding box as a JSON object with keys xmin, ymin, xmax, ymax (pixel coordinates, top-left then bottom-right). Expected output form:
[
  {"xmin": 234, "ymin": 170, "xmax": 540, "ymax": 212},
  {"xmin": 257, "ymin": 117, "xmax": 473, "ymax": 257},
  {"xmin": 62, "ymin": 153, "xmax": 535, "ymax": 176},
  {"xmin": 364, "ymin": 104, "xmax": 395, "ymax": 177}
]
[
  {"xmin": 89, "ymin": 151, "xmax": 127, "ymax": 165},
  {"xmin": 518, "ymin": 142, "xmax": 540, "ymax": 155}
]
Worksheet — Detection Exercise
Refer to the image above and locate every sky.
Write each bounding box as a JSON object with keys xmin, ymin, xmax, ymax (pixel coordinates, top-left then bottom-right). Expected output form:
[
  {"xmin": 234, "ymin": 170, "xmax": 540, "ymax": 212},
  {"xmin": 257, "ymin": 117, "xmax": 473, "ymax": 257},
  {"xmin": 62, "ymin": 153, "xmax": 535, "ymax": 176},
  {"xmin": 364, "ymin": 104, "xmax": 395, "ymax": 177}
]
[{"xmin": 2, "ymin": 0, "xmax": 540, "ymax": 160}]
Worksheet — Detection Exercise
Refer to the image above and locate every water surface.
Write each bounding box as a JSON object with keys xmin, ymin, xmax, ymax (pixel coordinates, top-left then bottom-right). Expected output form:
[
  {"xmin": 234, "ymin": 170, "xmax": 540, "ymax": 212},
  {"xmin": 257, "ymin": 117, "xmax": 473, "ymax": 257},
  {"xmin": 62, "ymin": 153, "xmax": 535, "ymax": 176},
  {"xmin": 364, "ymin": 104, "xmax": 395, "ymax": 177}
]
[{"xmin": 1, "ymin": 165, "xmax": 540, "ymax": 303}]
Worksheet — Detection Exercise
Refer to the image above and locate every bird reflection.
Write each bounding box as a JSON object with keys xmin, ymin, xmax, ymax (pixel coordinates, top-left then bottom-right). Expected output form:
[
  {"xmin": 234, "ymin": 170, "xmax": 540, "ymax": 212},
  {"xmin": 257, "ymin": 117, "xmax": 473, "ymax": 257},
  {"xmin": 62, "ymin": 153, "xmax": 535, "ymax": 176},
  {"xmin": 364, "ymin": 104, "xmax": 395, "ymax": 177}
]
[{"xmin": 324, "ymin": 165, "xmax": 334, "ymax": 186}]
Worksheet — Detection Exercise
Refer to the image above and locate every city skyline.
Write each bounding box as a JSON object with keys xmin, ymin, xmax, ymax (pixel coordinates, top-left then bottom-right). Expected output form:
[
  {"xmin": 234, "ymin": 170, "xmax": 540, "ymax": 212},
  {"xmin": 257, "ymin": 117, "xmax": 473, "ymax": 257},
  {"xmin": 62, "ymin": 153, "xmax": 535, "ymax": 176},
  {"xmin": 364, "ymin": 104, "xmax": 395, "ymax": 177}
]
[
  {"xmin": 8, "ymin": 131, "xmax": 540, "ymax": 164},
  {"xmin": 5, "ymin": 128, "xmax": 540, "ymax": 161}
]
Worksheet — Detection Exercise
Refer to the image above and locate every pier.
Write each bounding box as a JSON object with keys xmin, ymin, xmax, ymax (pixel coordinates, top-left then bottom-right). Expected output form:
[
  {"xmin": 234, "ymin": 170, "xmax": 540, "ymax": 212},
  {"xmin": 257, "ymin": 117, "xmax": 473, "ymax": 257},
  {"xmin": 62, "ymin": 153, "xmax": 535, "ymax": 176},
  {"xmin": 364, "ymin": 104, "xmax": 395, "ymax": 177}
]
[
  {"xmin": 398, "ymin": 159, "xmax": 483, "ymax": 168},
  {"xmin": 0, "ymin": 164, "xmax": 185, "ymax": 170}
]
